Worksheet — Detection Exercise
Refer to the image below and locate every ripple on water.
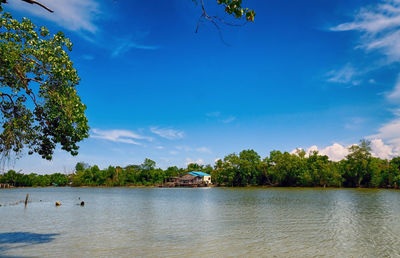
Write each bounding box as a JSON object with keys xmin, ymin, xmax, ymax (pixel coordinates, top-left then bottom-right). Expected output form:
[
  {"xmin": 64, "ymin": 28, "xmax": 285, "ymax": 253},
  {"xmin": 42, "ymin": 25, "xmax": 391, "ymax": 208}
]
[{"xmin": 1, "ymin": 187, "xmax": 400, "ymax": 257}]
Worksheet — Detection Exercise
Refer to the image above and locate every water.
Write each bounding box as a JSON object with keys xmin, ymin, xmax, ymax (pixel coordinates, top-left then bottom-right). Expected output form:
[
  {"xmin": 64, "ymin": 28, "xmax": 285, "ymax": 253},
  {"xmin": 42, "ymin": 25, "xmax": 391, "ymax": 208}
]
[{"xmin": 1, "ymin": 187, "xmax": 400, "ymax": 257}]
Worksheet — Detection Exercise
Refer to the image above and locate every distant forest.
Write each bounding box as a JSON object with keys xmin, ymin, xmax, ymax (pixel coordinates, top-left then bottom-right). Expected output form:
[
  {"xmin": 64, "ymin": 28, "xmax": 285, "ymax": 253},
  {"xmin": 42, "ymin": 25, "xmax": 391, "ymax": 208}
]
[{"xmin": 1, "ymin": 140, "xmax": 400, "ymax": 188}]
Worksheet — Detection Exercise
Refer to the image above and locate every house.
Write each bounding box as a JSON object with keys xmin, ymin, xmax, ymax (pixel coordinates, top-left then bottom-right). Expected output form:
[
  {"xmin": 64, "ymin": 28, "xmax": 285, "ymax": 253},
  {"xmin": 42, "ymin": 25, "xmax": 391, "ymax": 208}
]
[
  {"xmin": 164, "ymin": 171, "xmax": 212, "ymax": 187},
  {"xmin": 179, "ymin": 173, "xmax": 202, "ymax": 185},
  {"xmin": 187, "ymin": 171, "xmax": 212, "ymax": 184}
]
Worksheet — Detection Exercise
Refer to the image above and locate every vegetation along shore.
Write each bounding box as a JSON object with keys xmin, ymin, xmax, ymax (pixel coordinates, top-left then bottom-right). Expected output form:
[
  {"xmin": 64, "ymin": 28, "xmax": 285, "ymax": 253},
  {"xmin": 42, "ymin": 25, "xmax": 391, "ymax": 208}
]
[{"xmin": 1, "ymin": 140, "xmax": 400, "ymax": 189}]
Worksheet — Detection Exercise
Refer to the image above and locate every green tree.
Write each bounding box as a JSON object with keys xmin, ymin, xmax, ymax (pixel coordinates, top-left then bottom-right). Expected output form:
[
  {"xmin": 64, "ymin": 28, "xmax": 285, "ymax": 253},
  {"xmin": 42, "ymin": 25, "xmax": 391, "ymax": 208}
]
[
  {"xmin": 222, "ymin": 153, "xmax": 241, "ymax": 186},
  {"xmin": 164, "ymin": 166, "xmax": 181, "ymax": 178},
  {"xmin": 0, "ymin": 7, "xmax": 89, "ymax": 159},
  {"xmin": 342, "ymin": 140, "xmax": 372, "ymax": 187},
  {"xmin": 75, "ymin": 162, "xmax": 90, "ymax": 172},
  {"xmin": 141, "ymin": 158, "xmax": 156, "ymax": 170},
  {"xmin": 50, "ymin": 172, "xmax": 68, "ymax": 186},
  {"xmin": 238, "ymin": 149, "xmax": 261, "ymax": 185},
  {"xmin": 2, "ymin": 169, "xmax": 17, "ymax": 185},
  {"xmin": 268, "ymin": 151, "xmax": 303, "ymax": 186},
  {"xmin": 186, "ymin": 163, "xmax": 204, "ymax": 172}
]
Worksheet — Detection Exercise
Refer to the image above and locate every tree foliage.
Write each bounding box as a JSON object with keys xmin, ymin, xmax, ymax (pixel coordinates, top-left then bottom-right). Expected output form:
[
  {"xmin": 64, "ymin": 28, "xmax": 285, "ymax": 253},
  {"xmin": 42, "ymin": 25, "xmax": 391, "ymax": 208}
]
[
  {"xmin": 217, "ymin": 0, "xmax": 255, "ymax": 21},
  {"xmin": 0, "ymin": 6, "xmax": 89, "ymax": 159},
  {"xmin": 193, "ymin": 0, "xmax": 255, "ymax": 21}
]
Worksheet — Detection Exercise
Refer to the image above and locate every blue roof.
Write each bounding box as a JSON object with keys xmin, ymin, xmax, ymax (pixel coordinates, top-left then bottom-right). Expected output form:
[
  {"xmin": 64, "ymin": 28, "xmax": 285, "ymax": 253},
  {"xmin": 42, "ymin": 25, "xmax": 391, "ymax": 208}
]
[{"xmin": 188, "ymin": 171, "xmax": 211, "ymax": 177}]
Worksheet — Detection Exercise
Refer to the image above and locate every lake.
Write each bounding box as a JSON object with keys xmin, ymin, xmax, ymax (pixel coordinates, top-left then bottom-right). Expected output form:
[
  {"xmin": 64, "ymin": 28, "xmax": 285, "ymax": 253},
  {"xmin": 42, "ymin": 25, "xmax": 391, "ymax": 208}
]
[{"xmin": 1, "ymin": 187, "xmax": 400, "ymax": 257}]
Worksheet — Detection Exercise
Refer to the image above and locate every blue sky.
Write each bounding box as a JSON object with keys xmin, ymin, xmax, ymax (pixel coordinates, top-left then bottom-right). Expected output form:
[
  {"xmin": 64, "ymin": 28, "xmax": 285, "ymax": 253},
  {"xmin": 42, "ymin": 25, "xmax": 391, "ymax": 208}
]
[{"xmin": 4, "ymin": 0, "xmax": 400, "ymax": 173}]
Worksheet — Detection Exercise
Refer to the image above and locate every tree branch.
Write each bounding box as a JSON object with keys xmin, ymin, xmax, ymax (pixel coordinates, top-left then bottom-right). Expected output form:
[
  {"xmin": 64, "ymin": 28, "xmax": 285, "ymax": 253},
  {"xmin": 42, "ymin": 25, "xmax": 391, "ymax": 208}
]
[
  {"xmin": 27, "ymin": 78, "xmax": 44, "ymax": 85},
  {"xmin": 195, "ymin": 0, "xmax": 246, "ymax": 46},
  {"xmin": 12, "ymin": 66, "xmax": 40, "ymax": 106},
  {"xmin": 0, "ymin": 92, "xmax": 15, "ymax": 106},
  {"xmin": 1, "ymin": 0, "xmax": 53, "ymax": 12},
  {"xmin": 21, "ymin": 55, "xmax": 46, "ymax": 71},
  {"xmin": 20, "ymin": 0, "xmax": 53, "ymax": 13}
]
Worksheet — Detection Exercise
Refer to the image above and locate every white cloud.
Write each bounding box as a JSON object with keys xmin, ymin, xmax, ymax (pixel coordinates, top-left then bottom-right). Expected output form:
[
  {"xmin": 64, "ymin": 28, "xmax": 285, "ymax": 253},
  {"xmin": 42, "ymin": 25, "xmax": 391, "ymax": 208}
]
[
  {"xmin": 206, "ymin": 111, "xmax": 236, "ymax": 123},
  {"xmin": 292, "ymin": 143, "xmax": 351, "ymax": 161},
  {"xmin": 7, "ymin": 0, "xmax": 101, "ymax": 34},
  {"xmin": 326, "ymin": 64, "xmax": 360, "ymax": 85},
  {"xmin": 306, "ymin": 145, "xmax": 319, "ymax": 154},
  {"xmin": 295, "ymin": 138, "xmax": 399, "ymax": 161},
  {"xmin": 176, "ymin": 146, "xmax": 211, "ymax": 153},
  {"xmin": 314, "ymin": 143, "xmax": 350, "ymax": 161},
  {"xmin": 331, "ymin": 0, "xmax": 400, "ymax": 62},
  {"xmin": 369, "ymin": 118, "xmax": 400, "ymax": 153},
  {"xmin": 150, "ymin": 127, "xmax": 184, "ymax": 140},
  {"xmin": 196, "ymin": 147, "xmax": 211, "ymax": 153},
  {"xmin": 371, "ymin": 119, "xmax": 400, "ymax": 140},
  {"xmin": 91, "ymin": 129, "xmax": 152, "ymax": 145},
  {"xmin": 206, "ymin": 111, "xmax": 221, "ymax": 117},
  {"xmin": 370, "ymin": 138, "xmax": 395, "ymax": 159},
  {"xmin": 111, "ymin": 40, "xmax": 159, "ymax": 57},
  {"xmin": 155, "ymin": 146, "xmax": 165, "ymax": 150},
  {"xmin": 387, "ymin": 75, "xmax": 400, "ymax": 102},
  {"xmin": 185, "ymin": 158, "xmax": 204, "ymax": 166},
  {"xmin": 290, "ymin": 148, "xmax": 304, "ymax": 155},
  {"xmin": 222, "ymin": 116, "xmax": 236, "ymax": 123},
  {"xmin": 391, "ymin": 108, "xmax": 400, "ymax": 116}
]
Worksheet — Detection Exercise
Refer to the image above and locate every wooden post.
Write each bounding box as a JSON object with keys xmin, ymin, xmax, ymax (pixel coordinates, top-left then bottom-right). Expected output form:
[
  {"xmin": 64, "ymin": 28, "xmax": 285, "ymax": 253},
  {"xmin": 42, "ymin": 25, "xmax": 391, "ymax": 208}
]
[{"xmin": 25, "ymin": 194, "xmax": 29, "ymax": 207}]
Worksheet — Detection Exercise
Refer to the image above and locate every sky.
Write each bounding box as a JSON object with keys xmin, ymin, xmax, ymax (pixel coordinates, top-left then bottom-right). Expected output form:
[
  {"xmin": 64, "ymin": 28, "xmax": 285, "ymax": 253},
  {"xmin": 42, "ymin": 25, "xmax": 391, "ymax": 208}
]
[{"xmin": 3, "ymin": 0, "xmax": 400, "ymax": 173}]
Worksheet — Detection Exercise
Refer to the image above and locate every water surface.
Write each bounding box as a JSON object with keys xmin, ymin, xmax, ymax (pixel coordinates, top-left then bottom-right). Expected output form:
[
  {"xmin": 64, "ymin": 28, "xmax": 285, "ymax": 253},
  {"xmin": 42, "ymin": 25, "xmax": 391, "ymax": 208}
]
[{"xmin": 1, "ymin": 187, "xmax": 400, "ymax": 257}]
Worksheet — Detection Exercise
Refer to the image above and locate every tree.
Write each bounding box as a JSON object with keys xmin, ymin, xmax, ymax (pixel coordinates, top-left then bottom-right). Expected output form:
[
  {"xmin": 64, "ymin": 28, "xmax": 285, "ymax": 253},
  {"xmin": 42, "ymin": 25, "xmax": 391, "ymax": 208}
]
[
  {"xmin": 75, "ymin": 162, "xmax": 90, "ymax": 172},
  {"xmin": 238, "ymin": 149, "xmax": 261, "ymax": 185},
  {"xmin": 342, "ymin": 140, "xmax": 372, "ymax": 187},
  {"xmin": 186, "ymin": 162, "xmax": 204, "ymax": 172},
  {"xmin": 141, "ymin": 158, "xmax": 156, "ymax": 170},
  {"xmin": 0, "ymin": 7, "xmax": 89, "ymax": 159},
  {"xmin": 305, "ymin": 150, "xmax": 341, "ymax": 187}
]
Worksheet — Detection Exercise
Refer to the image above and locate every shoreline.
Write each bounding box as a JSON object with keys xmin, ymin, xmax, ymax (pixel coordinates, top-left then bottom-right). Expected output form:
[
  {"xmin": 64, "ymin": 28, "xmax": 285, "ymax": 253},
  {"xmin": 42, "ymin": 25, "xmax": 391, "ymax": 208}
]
[{"xmin": 1, "ymin": 185, "xmax": 398, "ymax": 190}]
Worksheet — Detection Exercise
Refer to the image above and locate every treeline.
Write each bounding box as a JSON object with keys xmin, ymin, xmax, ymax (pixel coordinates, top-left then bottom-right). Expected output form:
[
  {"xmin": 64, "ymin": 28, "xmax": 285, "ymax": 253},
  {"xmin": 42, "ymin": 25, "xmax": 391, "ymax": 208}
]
[
  {"xmin": 0, "ymin": 171, "xmax": 69, "ymax": 187},
  {"xmin": 0, "ymin": 159, "xmax": 209, "ymax": 187},
  {"xmin": 212, "ymin": 141, "xmax": 400, "ymax": 188},
  {"xmin": 1, "ymin": 140, "xmax": 400, "ymax": 188}
]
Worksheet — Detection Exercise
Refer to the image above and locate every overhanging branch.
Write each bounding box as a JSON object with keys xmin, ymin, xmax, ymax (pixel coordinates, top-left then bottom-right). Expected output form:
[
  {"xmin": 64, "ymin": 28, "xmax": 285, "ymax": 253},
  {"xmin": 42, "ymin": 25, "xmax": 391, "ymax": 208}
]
[
  {"xmin": 1, "ymin": 0, "xmax": 53, "ymax": 12},
  {"xmin": 196, "ymin": 0, "xmax": 246, "ymax": 45},
  {"xmin": 21, "ymin": 0, "xmax": 53, "ymax": 12}
]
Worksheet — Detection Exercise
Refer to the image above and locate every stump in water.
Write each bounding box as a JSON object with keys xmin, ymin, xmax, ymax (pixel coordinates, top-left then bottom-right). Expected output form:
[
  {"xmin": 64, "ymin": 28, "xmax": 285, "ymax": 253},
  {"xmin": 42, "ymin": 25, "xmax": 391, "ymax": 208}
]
[
  {"xmin": 55, "ymin": 201, "xmax": 61, "ymax": 206},
  {"xmin": 25, "ymin": 194, "xmax": 29, "ymax": 207}
]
